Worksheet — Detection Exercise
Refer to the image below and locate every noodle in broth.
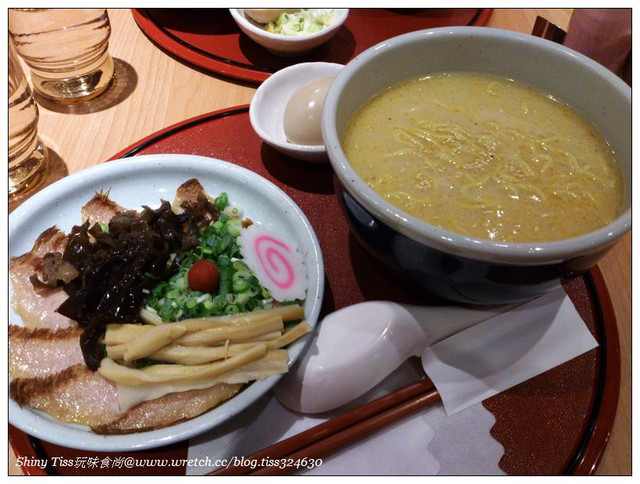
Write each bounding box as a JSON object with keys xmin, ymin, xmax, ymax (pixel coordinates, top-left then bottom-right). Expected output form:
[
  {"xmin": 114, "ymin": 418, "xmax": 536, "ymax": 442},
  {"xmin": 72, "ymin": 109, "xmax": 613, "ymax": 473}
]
[{"xmin": 342, "ymin": 72, "xmax": 624, "ymax": 243}]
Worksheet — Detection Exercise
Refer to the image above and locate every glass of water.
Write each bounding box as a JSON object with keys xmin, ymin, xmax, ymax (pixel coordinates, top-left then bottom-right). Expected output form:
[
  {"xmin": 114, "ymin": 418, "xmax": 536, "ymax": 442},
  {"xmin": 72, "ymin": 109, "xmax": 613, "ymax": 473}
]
[
  {"xmin": 9, "ymin": 8, "xmax": 115, "ymax": 104},
  {"xmin": 9, "ymin": 36, "xmax": 48, "ymax": 195}
]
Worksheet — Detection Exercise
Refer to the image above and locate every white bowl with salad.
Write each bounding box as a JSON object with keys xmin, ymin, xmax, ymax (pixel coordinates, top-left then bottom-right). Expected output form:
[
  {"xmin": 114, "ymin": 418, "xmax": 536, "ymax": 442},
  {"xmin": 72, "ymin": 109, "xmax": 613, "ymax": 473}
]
[{"xmin": 230, "ymin": 8, "xmax": 349, "ymax": 56}]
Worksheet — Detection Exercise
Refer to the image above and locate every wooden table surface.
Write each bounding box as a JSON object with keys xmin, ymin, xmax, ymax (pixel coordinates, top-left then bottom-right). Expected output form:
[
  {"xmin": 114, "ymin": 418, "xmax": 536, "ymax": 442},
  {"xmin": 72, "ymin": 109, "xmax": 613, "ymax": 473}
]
[{"xmin": 9, "ymin": 8, "xmax": 630, "ymax": 476}]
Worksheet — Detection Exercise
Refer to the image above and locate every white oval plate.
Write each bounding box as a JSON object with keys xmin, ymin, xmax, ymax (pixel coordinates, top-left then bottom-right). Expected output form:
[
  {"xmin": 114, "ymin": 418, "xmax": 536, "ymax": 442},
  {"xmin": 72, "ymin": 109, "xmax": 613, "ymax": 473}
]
[{"xmin": 8, "ymin": 154, "xmax": 324, "ymax": 452}]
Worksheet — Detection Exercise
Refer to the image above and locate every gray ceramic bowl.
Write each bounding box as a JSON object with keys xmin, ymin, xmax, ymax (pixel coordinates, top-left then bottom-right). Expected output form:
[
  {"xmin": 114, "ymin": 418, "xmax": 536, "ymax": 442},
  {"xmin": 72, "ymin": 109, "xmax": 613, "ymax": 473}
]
[{"xmin": 322, "ymin": 27, "xmax": 631, "ymax": 304}]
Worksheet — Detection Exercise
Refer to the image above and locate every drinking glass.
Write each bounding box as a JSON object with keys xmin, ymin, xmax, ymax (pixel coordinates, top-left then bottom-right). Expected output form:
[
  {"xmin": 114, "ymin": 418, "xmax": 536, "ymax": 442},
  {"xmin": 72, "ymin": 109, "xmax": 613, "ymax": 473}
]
[
  {"xmin": 9, "ymin": 8, "xmax": 115, "ymax": 103},
  {"xmin": 9, "ymin": 37, "xmax": 48, "ymax": 195}
]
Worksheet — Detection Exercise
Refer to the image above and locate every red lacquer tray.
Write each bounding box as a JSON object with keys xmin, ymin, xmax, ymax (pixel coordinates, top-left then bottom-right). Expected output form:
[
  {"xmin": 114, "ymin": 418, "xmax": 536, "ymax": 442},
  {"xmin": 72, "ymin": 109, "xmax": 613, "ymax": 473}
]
[
  {"xmin": 9, "ymin": 106, "xmax": 619, "ymax": 476},
  {"xmin": 132, "ymin": 8, "xmax": 493, "ymax": 83}
]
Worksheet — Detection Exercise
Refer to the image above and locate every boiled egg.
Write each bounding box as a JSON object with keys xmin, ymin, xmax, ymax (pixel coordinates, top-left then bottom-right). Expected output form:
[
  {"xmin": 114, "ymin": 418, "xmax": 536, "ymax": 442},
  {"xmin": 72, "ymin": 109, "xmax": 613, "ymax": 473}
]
[{"xmin": 283, "ymin": 76, "xmax": 334, "ymax": 146}]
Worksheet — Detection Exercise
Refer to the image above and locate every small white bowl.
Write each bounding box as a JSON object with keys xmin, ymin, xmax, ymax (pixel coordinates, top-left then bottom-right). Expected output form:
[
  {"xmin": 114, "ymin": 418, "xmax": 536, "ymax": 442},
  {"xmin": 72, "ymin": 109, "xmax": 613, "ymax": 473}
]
[
  {"xmin": 250, "ymin": 62, "xmax": 343, "ymax": 163},
  {"xmin": 230, "ymin": 9, "xmax": 349, "ymax": 56}
]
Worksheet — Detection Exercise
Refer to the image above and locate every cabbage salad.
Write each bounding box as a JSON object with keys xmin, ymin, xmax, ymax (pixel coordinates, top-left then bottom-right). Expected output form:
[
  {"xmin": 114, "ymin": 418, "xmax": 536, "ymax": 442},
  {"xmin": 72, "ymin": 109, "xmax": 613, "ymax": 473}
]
[{"xmin": 267, "ymin": 9, "xmax": 335, "ymax": 36}]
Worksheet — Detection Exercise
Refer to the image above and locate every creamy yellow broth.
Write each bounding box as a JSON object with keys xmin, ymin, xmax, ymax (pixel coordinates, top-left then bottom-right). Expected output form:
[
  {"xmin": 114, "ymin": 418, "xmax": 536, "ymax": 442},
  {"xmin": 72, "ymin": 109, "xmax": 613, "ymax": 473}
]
[{"xmin": 342, "ymin": 73, "xmax": 624, "ymax": 243}]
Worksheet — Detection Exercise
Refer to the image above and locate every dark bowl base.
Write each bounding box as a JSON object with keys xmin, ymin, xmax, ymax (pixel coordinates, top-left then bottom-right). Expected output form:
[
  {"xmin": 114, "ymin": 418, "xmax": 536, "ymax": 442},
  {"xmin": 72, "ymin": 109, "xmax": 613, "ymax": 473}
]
[{"xmin": 337, "ymin": 182, "xmax": 594, "ymax": 305}]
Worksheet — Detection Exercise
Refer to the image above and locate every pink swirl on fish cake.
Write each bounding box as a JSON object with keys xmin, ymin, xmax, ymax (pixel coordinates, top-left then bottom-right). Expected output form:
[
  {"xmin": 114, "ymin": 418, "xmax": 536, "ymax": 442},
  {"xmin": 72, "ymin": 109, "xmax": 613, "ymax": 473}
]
[{"xmin": 254, "ymin": 235, "xmax": 295, "ymax": 289}]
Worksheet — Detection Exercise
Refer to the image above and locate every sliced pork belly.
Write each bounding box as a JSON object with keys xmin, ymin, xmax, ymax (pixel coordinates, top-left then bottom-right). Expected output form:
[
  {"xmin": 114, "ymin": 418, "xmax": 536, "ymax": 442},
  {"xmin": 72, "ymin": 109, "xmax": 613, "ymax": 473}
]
[
  {"xmin": 9, "ymin": 227, "xmax": 76, "ymax": 329},
  {"xmin": 10, "ymin": 364, "xmax": 120, "ymax": 427},
  {"xmin": 10, "ymin": 364, "xmax": 242, "ymax": 433},
  {"xmin": 92, "ymin": 383, "xmax": 242, "ymax": 434},
  {"xmin": 25, "ymin": 225, "xmax": 67, "ymax": 255},
  {"xmin": 81, "ymin": 191, "xmax": 125, "ymax": 226},
  {"xmin": 171, "ymin": 178, "xmax": 222, "ymax": 227},
  {"xmin": 9, "ymin": 325, "xmax": 84, "ymax": 378},
  {"xmin": 172, "ymin": 178, "xmax": 211, "ymax": 213}
]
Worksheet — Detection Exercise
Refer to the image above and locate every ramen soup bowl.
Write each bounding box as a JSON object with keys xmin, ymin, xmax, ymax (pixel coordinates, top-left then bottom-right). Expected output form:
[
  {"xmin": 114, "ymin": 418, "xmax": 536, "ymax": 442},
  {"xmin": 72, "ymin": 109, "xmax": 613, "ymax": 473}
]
[{"xmin": 322, "ymin": 27, "xmax": 631, "ymax": 304}]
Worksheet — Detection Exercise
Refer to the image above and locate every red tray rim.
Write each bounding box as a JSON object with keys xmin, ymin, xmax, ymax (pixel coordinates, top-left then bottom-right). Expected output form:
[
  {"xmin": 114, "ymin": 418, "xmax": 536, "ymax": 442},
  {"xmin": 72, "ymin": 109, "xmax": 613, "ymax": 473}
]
[
  {"xmin": 131, "ymin": 8, "xmax": 494, "ymax": 84},
  {"xmin": 10, "ymin": 105, "xmax": 620, "ymax": 476}
]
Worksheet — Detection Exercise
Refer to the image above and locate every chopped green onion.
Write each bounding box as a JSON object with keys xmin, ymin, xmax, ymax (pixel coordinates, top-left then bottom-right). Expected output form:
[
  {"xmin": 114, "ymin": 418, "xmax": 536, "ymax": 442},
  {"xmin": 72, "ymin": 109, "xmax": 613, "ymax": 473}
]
[
  {"xmin": 143, "ymin": 191, "xmax": 275, "ymax": 322},
  {"xmin": 215, "ymin": 192, "xmax": 229, "ymax": 211}
]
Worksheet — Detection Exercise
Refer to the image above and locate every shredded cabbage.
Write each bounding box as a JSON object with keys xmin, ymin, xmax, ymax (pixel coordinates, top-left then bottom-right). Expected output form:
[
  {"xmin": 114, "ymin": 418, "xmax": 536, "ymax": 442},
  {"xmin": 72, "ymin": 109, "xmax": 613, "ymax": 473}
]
[{"xmin": 266, "ymin": 9, "xmax": 335, "ymax": 36}]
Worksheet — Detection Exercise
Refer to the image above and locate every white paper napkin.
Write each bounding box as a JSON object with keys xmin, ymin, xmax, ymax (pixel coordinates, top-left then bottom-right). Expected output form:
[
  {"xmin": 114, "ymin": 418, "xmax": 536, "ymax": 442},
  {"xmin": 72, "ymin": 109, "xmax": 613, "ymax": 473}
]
[
  {"xmin": 422, "ymin": 402, "xmax": 504, "ymax": 475},
  {"xmin": 186, "ymin": 362, "xmax": 503, "ymax": 475},
  {"xmin": 421, "ymin": 289, "xmax": 599, "ymax": 415},
  {"xmin": 186, "ymin": 288, "xmax": 596, "ymax": 475}
]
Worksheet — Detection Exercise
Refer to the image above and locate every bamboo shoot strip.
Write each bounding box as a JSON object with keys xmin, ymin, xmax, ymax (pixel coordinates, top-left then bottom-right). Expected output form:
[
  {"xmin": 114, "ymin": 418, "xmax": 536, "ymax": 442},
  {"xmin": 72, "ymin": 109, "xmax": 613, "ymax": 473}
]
[
  {"xmin": 176, "ymin": 317, "xmax": 284, "ymax": 346},
  {"xmin": 139, "ymin": 307, "xmax": 163, "ymax": 325},
  {"xmin": 147, "ymin": 344, "xmax": 256, "ymax": 365},
  {"xmin": 99, "ymin": 344, "xmax": 270, "ymax": 385},
  {"xmin": 139, "ymin": 303, "xmax": 305, "ymax": 326},
  {"xmin": 107, "ymin": 321, "xmax": 312, "ymax": 365},
  {"xmin": 104, "ymin": 324, "xmax": 149, "ymax": 345},
  {"xmin": 123, "ymin": 324, "xmax": 188, "ymax": 362},
  {"xmin": 110, "ymin": 304, "xmax": 304, "ymax": 341},
  {"xmin": 105, "ymin": 309, "xmax": 294, "ymax": 346},
  {"xmin": 104, "ymin": 316, "xmax": 271, "ymax": 345},
  {"xmin": 266, "ymin": 321, "xmax": 312, "ymax": 349},
  {"xmin": 113, "ymin": 351, "xmax": 290, "ymax": 397}
]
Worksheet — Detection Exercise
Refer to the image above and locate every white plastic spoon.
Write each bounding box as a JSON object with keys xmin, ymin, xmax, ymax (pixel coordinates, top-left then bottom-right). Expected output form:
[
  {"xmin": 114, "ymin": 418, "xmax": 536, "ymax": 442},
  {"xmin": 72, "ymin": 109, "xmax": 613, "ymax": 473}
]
[{"xmin": 274, "ymin": 301, "xmax": 516, "ymax": 413}]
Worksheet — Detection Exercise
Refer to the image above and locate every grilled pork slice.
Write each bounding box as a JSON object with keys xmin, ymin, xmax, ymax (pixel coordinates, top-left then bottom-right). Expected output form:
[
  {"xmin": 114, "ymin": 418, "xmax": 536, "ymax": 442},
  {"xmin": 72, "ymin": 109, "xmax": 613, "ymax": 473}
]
[
  {"xmin": 10, "ymin": 364, "xmax": 119, "ymax": 427},
  {"xmin": 172, "ymin": 178, "xmax": 223, "ymax": 227},
  {"xmin": 24, "ymin": 225, "xmax": 67, "ymax": 255},
  {"xmin": 172, "ymin": 178, "xmax": 212, "ymax": 213},
  {"xmin": 10, "ymin": 364, "xmax": 242, "ymax": 434},
  {"xmin": 9, "ymin": 227, "xmax": 76, "ymax": 329},
  {"xmin": 173, "ymin": 178, "xmax": 252, "ymax": 228},
  {"xmin": 9, "ymin": 325, "xmax": 84, "ymax": 379},
  {"xmin": 92, "ymin": 383, "xmax": 242, "ymax": 434},
  {"xmin": 81, "ymin": 191, "xmax": 125, "ymax": 226}
]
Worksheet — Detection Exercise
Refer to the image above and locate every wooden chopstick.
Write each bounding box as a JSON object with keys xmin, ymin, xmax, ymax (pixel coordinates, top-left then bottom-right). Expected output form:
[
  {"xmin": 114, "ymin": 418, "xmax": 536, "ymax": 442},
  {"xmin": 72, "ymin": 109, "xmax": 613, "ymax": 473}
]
[{"xmin": 211, "ymin": 377, "xmax": 440, "ymax": 476}]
